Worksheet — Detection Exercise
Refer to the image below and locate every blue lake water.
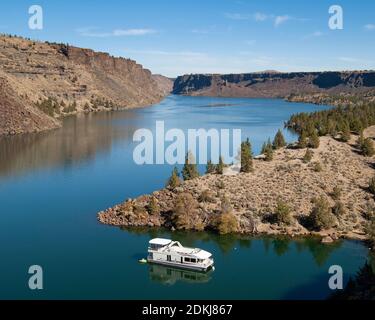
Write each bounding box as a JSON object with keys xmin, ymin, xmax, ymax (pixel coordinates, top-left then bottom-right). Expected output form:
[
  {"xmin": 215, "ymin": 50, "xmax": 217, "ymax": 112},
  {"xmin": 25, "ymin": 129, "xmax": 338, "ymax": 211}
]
[{"xmin": 0, "ymin": 95, "xmax": 369, "ymax": 299}]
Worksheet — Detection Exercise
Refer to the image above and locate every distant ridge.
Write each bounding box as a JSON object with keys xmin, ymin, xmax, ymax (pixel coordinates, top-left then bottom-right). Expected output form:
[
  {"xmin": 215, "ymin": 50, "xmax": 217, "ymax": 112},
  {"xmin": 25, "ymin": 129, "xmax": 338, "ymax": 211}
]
[{"xmin": 173, "ymin": 71, "xmax": 375, "ymax": 98}]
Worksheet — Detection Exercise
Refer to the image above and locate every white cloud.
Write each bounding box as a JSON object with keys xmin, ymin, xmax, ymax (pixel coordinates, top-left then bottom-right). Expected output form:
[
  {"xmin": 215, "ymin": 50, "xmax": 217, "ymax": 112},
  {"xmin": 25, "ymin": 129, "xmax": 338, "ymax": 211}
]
[
  {"xmin": 225, "ymin": 12, "xmax": 304, "ymax": 28},
  {"xmin": 274, "ymin": 15, "xmax": 291, "ymax": 27},
  {"xmin": 77, "ymin": 27, "xmax": 157, "ymax": 37},
  {"xmin": 225, "ymin": 12, "xmax": 270, "ymax": 21},
  {"xmin": 364, "ymin": 24, "xmax": 375, "ymax": 30}
]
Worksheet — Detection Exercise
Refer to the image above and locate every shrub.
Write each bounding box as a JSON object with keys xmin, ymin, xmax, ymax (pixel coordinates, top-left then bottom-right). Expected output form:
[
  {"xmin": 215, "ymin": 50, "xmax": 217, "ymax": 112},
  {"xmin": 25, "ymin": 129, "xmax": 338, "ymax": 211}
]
[
  {"xmin": 332, "ymin": 201, "xmax": 346, "ymax": 217},
  {"xmin": 331, "ymin": 186, "xmax": 342, "ymax": 200},
  {"xmin": 147, "ymin": 197, "xmax": 160, "ymax": 215},
  {"xmin": 198, "ymin": 190, "xmax": 215, "ymax": 203},
  {"xmin": 273, "ymin": 129, "xmax": 286, "ymax": 149},
  {"xmin": 303, "ymin": 149, "xmax": 313, "ymax": 163},
  {"xmin": 274, "ymin": 199, "xmax": 293, "ymax": 225},
  {"xmin": 166, "ymin": 167, "xmax": 181, "ymax": 189},
  {"xmin": 216, "ymin": 213, "xmax": 238, "ymax": 235},
  {"xmin": 312, "ymin": 162, "xmax": 323, "ymax": 172},
  {"xmin": 240, "ymin": 138, "xmax": 253, "ymax": 173},
  {"xmin": 172, "ymin": 193, "xmax": 199, "ymax": 230},
  {"xmin": 214, "ymin": 197, "xmax": 238, "ymax": 234},
  {"xmin": 216, "ymin": 180, "xmax": 225, "ymax": 190},
  {"xmin": 361, "ymin": 138, "xmax": 375, "ymax": 157},
  {"xmin": 309, "ymin": 196, "xmax": 335, "ymax": 230},
  {"xmin": 182, "ymin": 151, "xmax": 199, "ymax": 180}
]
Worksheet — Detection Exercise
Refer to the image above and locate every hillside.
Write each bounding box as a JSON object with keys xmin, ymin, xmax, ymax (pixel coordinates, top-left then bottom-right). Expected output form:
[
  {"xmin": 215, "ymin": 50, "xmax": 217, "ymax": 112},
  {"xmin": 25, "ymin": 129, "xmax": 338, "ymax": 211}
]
[
  {"xmin": 98, "ymin": 127, "xmax": 375, "ymax": 242},
  {"xmin": 173, "ymin": 71, "xmax": 375, "ymax": 99},
  {"xmin": 0, "ymin": 35, "xmax": 172, "ymax": 135}
]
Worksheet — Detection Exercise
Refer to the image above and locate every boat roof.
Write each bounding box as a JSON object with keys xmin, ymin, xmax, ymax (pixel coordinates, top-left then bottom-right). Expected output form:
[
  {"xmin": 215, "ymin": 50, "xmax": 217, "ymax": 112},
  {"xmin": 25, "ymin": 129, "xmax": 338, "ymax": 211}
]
[
  {"xmin": 169, "ymin": 245, "xmax": 212, "ymax": 259},
  {"xmin": 149, "ymin": 238, "xmax": 172, "ymax": 246}
]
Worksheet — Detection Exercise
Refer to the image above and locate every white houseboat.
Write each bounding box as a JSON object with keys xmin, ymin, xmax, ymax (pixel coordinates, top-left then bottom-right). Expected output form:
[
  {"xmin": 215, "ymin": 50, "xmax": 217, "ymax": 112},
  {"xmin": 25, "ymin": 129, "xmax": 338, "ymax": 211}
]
[{"xmin": 147, "ymin": 238, "xmax": 214, "ymax": 272}]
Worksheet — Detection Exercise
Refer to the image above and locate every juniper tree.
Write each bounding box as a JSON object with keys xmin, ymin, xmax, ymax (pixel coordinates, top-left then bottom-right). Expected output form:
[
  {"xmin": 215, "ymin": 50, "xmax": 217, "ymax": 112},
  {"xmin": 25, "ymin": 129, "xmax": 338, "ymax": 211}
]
[
  {"xmin": 264, "ymin": 138, "xmax": 274, "ymax": 162},
  {"xmin": 309, "ymin": 130, "xmax": 320, "ymax": 149},
  {"xmin": 182, "ymin": 151, "xmax": 199, "ymax": 181},
  {"xmin": 340, "ymin": 122, "xmax": 351, "ymax": 142},
  {"xmin": 309, "ymin": 196, "xmax": 335, "ymax": 231},
  {"xmin": 166, "ymin": 167, "xmax": 181, "ymax": 189},
  {"xmin": 216, "ymin": 156, "xmax": 225, "ymax": 174},
  {"xmin": 273, "ymin": 129, "xmax": 286, "ymax": 149},
  {"xmin": 240, "ymin": 138, "xmax": 253, "ymax": 173},
  {"xmin": 206, "ymin": 160, "xmax": 216, "ymax": 174}
]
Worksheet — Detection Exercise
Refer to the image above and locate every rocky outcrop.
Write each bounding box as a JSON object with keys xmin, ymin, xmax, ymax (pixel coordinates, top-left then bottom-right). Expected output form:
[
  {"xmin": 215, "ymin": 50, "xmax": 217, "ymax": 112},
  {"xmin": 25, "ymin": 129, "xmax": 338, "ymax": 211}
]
[
  {"xmin": 173, "ymin": 71, "xmax": 375, "ymax": 98},
  {"xmin": 98, "ymin": 128, "xmax": 375, "ymax": 241},
  {"xmin": 0, "ymin": 35, "xmax": 169, "ymax": 135}
]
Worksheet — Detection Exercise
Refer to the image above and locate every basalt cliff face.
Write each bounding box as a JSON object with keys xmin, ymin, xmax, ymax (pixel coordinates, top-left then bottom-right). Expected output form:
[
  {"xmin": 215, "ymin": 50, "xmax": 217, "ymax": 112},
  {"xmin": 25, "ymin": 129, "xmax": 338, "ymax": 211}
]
[
  {"xmin": 0, "ymin": 35, "xmax": 172, "ymax": 135},
  {"xmin": 173, "ymin": 71, "xmax": 375, "ymax": 99}
]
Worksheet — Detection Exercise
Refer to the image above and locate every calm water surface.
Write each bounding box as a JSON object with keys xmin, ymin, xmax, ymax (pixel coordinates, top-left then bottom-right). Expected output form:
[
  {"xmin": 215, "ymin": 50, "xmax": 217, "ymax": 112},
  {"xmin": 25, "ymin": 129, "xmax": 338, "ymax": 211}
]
[{"xmin": 0, "ymin": 95, "xmax": 369, "ymax": 299}]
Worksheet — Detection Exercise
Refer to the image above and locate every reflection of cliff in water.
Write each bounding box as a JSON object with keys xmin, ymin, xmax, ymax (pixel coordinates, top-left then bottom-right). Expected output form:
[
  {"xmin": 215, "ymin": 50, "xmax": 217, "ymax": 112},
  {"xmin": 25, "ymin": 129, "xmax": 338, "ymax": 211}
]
[
  {"xmin": 0, "ymin": 111, "xmax": 140, "ymax": 178},
  {"xmin": 148, "ymin": 264, "xmax": 213, "ymax": 286}
]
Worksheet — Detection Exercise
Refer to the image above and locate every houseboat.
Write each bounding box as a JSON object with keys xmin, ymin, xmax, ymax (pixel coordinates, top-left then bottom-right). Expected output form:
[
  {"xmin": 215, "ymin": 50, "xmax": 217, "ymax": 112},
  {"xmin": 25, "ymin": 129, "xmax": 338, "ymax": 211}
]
[{"xmin": 147, "ymin": 238, "xmax": 214, "ymax": 272}]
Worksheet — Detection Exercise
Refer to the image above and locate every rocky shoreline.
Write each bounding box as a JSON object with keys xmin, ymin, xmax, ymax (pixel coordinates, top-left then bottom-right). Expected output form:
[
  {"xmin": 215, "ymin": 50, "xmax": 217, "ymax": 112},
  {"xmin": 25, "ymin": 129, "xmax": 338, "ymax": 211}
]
[{"xmin": 98, "ymin": 128, "xmax": 375, "ymax": 243}]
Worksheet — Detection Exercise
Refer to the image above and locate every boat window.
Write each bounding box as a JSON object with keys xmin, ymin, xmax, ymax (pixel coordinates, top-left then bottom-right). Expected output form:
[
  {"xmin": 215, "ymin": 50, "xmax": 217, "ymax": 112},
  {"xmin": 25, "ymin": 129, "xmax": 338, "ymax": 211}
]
[
  {"xmin": 185, "ymin": 257, "xmax": 191, "ymax": 262},
  {"xmin": 191, "ymin": 258, "xmax": 196, "ymax": 263}
]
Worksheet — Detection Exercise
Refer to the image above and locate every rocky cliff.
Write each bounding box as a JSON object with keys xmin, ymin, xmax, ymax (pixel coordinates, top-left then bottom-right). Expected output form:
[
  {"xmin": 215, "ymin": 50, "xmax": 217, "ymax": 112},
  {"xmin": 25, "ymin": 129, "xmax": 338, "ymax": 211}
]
[
  {"xmin": 173, "ymin": 71, "xmax": 375, "ymax": 98},
  {"xmin": 0, "ymin": 35, "xmax": 172, "ymax": 135}
]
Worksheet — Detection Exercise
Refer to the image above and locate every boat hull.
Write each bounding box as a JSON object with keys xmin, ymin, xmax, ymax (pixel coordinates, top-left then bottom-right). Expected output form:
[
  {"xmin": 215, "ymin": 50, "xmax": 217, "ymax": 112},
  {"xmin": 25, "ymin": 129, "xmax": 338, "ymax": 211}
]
[{"xmin": 147, "ymin": 259, "xmax": 214, "ymax": 272}]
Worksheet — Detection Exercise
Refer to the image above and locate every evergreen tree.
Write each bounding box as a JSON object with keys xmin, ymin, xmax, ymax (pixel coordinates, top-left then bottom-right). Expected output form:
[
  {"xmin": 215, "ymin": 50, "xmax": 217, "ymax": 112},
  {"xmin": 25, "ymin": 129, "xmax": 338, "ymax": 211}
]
[
  {"xmin": 298, "ymin": 131, "xmax": 308, "ymax": 148},
  {"xmin": 264, "ymin": 138, "xmax": 274, "ymax": 162},
  {"xmin": 357, "ymin": 131, "xmax": 365, "ymax": 148},
  {"xmin": 166, "ymin": 167, "xmax": 181, "ymax": 189},
  {"xmin": 182, "ymin": 151, "xmax": 199, "ymax": 181},
  {"xmin": 216, "ymin": 156, "xmax": 225, "ymax": 174},
  {"xmin": 341, "ymin": 122, "xmax": 351, "ymax": 142},
  {"xmin": 309, "ymin": 130, "xmax": 320, "ymax": 149},
  {"xmin": 206, "ymin": 160, "xmax": 216, "ymax": 174},
  {"xmin": 240, "ymin": 138, "xmax": 253, "ymax": 173},
  {"xmin": 273, "ymin": 129, "xmax": 286, "ymax": 149}
]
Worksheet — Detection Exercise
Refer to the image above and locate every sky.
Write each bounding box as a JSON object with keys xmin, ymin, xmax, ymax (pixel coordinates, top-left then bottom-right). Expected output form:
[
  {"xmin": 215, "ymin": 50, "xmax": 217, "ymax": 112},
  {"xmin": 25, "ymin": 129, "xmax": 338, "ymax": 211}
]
[{"xmin": 0, "ymin": 0, "xmax": 374, "ymax": 77}]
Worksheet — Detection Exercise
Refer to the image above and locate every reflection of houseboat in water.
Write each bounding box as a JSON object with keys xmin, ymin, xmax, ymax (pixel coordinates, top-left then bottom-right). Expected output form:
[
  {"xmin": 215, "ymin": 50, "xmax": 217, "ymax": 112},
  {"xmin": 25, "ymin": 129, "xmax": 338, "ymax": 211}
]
[
  {"xmin": 149, "ymin": 264, "xmax": 214, "ymax": 285},
  {"xmin": 147, "ymin": 238, "xmax": 214, "ymax": 272}
]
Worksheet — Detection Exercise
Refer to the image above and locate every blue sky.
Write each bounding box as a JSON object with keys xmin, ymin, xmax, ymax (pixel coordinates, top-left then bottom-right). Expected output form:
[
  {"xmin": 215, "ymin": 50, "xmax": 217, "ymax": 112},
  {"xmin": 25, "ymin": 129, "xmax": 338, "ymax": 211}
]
[{"xmin": 1, "ymin": 0, "xmax": 374, "ymax": 77}]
